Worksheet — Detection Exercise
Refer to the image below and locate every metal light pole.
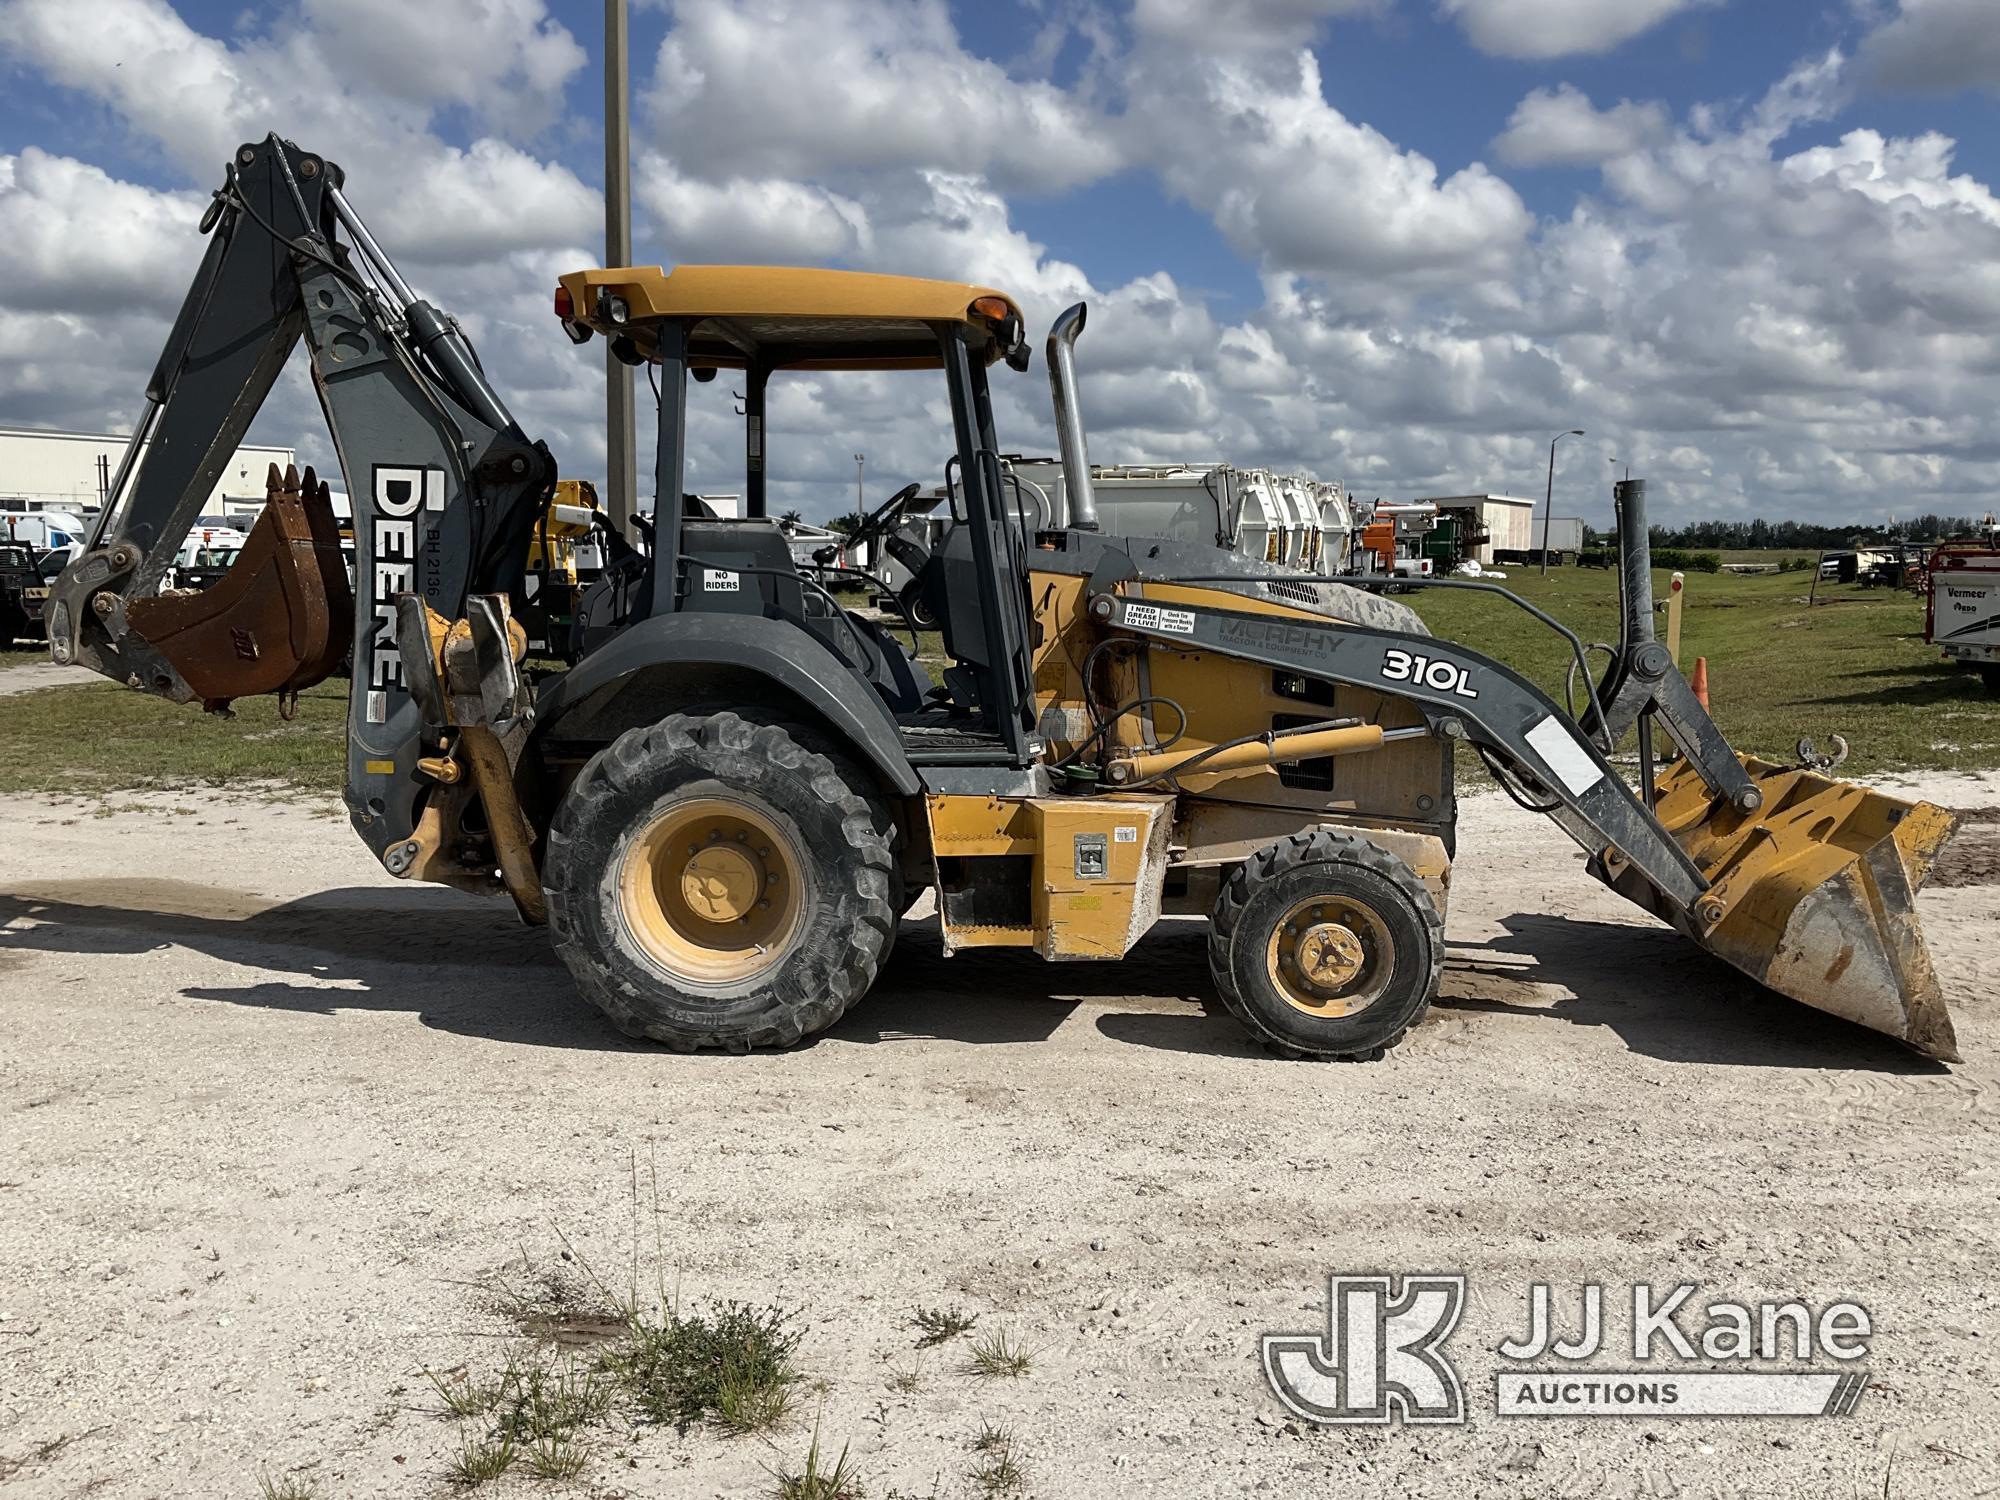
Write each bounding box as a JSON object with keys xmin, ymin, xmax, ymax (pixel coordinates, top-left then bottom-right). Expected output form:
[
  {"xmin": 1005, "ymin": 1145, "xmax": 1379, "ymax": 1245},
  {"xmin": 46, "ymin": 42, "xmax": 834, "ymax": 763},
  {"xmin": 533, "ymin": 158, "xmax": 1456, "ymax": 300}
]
[
  {"xmin": 1540, "ymin": 429, "xmax": 1584, "ymax": 576},
  {"xmin": 853, "ymin": 453, "xmax": 865, "ymax": 517},
  {"xmin": 604, "ymin": 0, "xmax": 636, "ymax": 538}
]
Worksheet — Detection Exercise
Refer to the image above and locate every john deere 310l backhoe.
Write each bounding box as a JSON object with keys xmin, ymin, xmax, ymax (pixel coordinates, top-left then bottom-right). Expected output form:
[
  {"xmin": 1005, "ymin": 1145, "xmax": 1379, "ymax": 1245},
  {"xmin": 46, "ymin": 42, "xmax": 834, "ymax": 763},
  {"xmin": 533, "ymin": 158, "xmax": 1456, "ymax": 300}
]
[{"xmin": 47, "ymin": 135, "xmax": 1963, "ymax": 1061}]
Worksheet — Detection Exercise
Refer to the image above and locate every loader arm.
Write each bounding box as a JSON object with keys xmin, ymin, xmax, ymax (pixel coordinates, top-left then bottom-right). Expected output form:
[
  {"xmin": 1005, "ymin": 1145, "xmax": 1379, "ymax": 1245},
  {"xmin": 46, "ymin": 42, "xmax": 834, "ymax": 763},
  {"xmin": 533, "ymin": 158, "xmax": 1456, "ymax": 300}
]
[
  {"xmin": 1089, "ymin": 582, "xmax": 1713, "ymax": 912},
  {"xmin": 46, "ymin": 134, "xmax": 556, "ymax": 860}
]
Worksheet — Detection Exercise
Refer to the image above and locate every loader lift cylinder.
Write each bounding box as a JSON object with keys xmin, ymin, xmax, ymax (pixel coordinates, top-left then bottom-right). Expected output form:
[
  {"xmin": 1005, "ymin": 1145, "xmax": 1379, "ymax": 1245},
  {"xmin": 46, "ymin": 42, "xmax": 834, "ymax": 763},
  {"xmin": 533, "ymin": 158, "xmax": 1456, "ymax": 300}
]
[
  {"xmin": 1614, "ymin": 479, "xmax": 1657, "ymax": 650},
  {"xmin": 1612, "ymin": 480, "xmax": 1661, "ymax": 806}
]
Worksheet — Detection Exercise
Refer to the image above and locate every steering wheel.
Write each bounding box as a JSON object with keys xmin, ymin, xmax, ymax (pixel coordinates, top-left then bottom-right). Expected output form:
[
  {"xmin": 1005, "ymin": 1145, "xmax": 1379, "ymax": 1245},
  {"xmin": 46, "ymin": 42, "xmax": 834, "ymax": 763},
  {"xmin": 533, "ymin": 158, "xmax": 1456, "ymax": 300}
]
[
  {"xmin": 861, "ymin": 481, "xmax": 924, "ymax": 537},
  {"xmin": 814, "ymin": 481, "xmax": 924, "ymax": 565}
]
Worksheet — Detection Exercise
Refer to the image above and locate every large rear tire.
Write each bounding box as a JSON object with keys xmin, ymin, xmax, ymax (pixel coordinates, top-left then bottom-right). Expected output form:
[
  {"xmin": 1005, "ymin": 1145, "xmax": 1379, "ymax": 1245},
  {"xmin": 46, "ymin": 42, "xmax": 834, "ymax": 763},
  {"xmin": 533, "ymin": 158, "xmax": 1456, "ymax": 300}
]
[
  {"xmin": 1209, "ymin": 830, "xmax": 1443, "ymax": 1060},
  {"xmin": 544, "ymin": 711, "xmax": 897, "ymax": 1051}
]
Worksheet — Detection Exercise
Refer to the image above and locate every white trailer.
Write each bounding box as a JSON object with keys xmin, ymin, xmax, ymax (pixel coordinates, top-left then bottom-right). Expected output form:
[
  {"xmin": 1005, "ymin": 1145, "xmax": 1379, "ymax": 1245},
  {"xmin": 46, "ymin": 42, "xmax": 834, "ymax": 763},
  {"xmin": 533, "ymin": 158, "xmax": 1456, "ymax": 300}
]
[
  {"xmin": 1544, "ymin": 516, "xmax": 1586, "ymax": 556},
  {"xmin": 1005, "ymin": 460, "xmax": 1354, "ymax": 575},
  {"xmin": 1927, "ymin": 542, "xmax": 2000, "ymax": 691}
]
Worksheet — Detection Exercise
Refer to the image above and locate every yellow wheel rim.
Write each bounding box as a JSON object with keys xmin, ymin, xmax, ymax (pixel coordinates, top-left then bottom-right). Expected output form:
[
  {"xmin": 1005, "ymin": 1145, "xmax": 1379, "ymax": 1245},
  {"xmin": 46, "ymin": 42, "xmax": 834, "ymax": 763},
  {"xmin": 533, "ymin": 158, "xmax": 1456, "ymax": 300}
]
[
  {"xmin": 617, "ymin": 796, "xmax": 806, "ymax": 986},
  {"xmin": 1266, "ymin": 895, "xmax": 1395, "ymax": 1017}
]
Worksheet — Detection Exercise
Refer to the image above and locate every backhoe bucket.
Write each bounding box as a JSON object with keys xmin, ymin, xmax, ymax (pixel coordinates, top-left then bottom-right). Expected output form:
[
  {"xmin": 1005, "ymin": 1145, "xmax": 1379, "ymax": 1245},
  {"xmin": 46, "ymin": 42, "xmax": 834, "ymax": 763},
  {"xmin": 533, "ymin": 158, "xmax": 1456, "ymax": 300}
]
[
  {"xmin": 126, "ymin": 463, "xmax": 353, "ymax": 711},
  {"xmin": 1618, "ymin": 755, "xmax": 1961, "ymax": 1061}
]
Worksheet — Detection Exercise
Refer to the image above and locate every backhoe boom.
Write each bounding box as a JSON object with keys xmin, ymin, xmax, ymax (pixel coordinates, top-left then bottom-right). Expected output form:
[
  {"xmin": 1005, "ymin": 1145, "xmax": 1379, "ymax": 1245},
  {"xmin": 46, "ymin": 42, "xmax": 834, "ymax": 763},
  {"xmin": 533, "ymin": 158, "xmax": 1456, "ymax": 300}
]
[{"xmin": 46, "ymin": 134, "xmax": 556, "ymax": 859}]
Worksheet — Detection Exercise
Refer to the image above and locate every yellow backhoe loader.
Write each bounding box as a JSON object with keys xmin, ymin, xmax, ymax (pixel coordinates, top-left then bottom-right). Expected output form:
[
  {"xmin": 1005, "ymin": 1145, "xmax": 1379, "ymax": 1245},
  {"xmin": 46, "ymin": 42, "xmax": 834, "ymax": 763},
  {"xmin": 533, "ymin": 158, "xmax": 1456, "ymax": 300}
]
[{"xmin": 47, "ymin": 135, "xmax": 1962, "ymax": 1060}]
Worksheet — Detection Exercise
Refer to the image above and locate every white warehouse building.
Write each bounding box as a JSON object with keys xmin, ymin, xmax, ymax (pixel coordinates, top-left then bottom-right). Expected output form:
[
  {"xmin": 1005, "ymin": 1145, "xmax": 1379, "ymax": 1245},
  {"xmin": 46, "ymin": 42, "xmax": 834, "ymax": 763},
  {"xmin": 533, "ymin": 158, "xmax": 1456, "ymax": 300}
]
[{"xmin": 0, "ymin": 426, "xmax": 296, "ymax": 515}]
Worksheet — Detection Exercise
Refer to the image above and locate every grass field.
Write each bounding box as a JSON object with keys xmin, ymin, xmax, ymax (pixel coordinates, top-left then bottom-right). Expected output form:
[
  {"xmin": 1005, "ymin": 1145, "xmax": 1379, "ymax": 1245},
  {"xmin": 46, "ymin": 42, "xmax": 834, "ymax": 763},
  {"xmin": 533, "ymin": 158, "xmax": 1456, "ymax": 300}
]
[
  {"xmin": 0, "ymin": 670, "xmax": 349, "ymax": 797},
  {"xmin": 1, "ymin": 564, "xmax": 1993, "ymax": 797},
  {"xmin": 1402, "ymin": 564, "xmax": 1999, "ymax": 776}
]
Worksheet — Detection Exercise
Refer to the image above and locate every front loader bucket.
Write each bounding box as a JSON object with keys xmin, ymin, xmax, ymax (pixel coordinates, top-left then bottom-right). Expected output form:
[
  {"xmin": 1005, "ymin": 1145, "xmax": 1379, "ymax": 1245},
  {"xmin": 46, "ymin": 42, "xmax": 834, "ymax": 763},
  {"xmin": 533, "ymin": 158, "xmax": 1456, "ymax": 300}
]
[
  {"xmin": 126, "ymin": 463, "xmax": 352, "ymax": 712},
  {"xmin": 1617, "ymin": 756, "xmax": 1962, "ymax": 1061}
]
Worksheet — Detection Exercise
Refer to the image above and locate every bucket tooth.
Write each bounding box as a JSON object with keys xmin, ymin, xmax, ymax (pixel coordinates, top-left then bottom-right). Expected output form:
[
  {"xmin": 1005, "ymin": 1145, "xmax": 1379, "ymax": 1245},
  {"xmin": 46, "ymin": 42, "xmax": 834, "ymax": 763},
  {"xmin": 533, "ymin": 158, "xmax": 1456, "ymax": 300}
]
[{"xmin": 1615, "ymin": 756, "xmax": 1961, "ymax": 1061}]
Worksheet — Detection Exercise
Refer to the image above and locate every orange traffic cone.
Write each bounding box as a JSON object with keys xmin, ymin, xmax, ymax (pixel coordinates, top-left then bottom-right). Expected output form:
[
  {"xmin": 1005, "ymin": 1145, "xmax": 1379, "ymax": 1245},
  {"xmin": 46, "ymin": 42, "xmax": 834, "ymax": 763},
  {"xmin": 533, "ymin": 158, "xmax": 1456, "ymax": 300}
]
[{"xmin": 1689, "ymin": 656, "xmax": 1710, "ymax": 711}]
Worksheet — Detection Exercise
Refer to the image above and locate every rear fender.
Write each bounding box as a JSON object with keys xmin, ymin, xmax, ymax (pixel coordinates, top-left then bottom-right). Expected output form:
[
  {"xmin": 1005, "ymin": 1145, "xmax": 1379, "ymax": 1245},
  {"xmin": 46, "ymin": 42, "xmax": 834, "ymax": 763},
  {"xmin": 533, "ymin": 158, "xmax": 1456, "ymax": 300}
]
[{"xmin": 532, "ymin": 612, "xmax": 921, "ymax": 797}]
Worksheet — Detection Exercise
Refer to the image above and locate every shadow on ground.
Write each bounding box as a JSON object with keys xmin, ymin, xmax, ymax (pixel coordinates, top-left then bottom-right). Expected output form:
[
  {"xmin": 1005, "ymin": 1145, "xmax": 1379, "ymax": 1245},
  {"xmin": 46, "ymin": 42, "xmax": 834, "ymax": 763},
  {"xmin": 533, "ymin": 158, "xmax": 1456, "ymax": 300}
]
[
  {"xmin": 1436, "ymin": 911, "xmax": 1948, "ymax": 1075},
  {"xmin": 0, "ymin": 882, "xmax": 1944, "ymax": 1072},
  {"xmin": 1808, "ymin": 659, "xmax": 1998, "ymax": 708}
]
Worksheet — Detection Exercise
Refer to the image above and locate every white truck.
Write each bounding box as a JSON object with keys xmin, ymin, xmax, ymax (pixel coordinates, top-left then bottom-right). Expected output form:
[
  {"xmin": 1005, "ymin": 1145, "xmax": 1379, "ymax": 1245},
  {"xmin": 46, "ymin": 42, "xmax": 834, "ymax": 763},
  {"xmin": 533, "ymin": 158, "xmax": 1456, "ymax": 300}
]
[
  {"xmin": 1927, "ymin": 539, "xmax": 2000, "ymax": 692},
  {"xmin": 1, "ymin": 507, "xmax": 93, "ymax": 556}
]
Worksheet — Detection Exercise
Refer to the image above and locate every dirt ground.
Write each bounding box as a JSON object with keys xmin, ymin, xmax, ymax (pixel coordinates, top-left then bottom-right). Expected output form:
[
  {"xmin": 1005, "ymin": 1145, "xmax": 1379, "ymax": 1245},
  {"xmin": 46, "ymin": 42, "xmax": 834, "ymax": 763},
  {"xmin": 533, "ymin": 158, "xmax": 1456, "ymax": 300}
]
[{"xmin": 1, "ymin": 771, "xmax": 1996, "ymax": 1499}]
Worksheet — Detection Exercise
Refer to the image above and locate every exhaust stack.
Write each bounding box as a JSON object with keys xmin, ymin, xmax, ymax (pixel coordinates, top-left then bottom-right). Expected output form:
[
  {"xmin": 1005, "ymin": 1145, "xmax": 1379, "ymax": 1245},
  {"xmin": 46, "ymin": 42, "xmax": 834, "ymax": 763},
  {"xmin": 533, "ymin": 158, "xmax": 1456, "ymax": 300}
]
[{"xmin": 1046, "ymin": 302, "xmax": 1099, "ymax": 531}]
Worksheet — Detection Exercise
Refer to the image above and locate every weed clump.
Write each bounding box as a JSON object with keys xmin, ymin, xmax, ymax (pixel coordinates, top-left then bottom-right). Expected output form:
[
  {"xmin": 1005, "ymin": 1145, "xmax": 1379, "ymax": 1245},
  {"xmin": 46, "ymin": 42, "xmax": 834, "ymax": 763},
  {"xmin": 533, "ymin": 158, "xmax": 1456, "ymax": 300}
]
[
  {"xmin": 969, "ymin": 1423, "xmax": 1025, "ymax": 1495},
  {"xmin": 965, "ymin": 1328, "xmax": 1033, "ymax": 1379},
  {"xmin": 910, "ymin": 1305, "xmax": 977, "ymax": 1349},
  {"xmin": 599, "ymin": 1299, "xmax": 803, "ymax": 1434},
  {"xmin": 446, "ymin": 1426, "xmax": 516, "ymax": 1488},
  {"xmin": 768, "ymin": 1417, "xmax": 867, "ymax": 1499}
]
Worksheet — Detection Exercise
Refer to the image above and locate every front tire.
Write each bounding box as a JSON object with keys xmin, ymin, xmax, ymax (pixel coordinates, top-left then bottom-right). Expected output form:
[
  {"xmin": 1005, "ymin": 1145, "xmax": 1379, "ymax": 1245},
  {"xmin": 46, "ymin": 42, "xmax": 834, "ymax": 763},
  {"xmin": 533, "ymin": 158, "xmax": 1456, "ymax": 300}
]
[
  {"xmin": 544, "ymin": 711, "xmax": 897, "ymax": 1051},
  {"xmin": 1209, "ymin": 830, "xmax": 1443, "ymax": 1060}
]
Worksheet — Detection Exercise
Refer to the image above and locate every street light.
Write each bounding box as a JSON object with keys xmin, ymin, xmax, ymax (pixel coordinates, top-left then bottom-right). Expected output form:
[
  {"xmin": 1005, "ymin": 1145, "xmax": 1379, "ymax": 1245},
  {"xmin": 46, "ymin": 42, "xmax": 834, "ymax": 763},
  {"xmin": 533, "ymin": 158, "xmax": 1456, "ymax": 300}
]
[{"xmin": 1541, "ymin": 429, "xmax": 1584, "ymax": 577}]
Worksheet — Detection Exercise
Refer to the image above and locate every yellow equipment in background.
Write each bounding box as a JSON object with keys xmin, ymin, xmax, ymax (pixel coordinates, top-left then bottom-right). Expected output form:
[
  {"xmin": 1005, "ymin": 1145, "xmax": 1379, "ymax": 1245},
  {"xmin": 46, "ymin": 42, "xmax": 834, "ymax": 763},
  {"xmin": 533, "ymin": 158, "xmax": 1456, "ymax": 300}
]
[{"xmin": 522, "ymin": 479, "xmax": 606, "ymax": 655}]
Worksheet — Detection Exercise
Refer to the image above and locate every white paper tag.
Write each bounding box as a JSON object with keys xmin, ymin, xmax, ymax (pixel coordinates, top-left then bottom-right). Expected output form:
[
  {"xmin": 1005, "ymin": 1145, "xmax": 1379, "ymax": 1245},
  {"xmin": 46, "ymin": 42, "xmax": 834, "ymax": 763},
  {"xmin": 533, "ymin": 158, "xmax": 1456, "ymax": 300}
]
[{"xmin": 1524, "ymin": 715, "xmax": 1604, "ymax": 796}]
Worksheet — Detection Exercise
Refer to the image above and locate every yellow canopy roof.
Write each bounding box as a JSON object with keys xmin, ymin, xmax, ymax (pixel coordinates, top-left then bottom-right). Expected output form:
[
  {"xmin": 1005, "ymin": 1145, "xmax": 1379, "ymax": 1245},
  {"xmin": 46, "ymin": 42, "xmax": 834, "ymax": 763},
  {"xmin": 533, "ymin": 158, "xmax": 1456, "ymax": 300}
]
[{"xmin": 556, "ymin": 264, "xmax": 1025, "ymax": 371}]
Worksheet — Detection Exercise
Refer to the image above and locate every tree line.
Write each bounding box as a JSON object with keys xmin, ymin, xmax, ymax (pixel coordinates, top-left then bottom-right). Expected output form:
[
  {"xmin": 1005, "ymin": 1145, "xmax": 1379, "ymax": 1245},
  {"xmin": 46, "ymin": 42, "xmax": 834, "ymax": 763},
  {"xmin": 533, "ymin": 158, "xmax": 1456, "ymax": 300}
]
[{"xmin": 1639, "ymin": 514, "xmax": 1990, "ymax": 550}]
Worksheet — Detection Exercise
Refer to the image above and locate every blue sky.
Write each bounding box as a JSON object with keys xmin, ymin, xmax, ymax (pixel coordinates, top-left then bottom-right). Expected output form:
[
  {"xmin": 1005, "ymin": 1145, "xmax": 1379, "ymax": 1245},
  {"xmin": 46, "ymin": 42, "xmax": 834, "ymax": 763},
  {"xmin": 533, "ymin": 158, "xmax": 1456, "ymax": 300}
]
[{"xmin": 4, "ymin": 0, "xmax": 2000, "ymax": 527}]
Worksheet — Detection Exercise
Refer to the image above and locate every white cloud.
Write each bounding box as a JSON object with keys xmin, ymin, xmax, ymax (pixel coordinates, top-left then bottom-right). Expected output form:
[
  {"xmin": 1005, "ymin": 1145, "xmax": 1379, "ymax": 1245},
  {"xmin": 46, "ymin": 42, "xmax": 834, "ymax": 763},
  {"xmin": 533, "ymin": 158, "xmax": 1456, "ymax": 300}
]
[
  {"xmin": 1493, "ymin": 85, "xmax": 1670, "ymax": 166},
  {"xmin": 0, "ymin": 0, "xmax": 265, "ymax": 176},
  {"xmin": 1857, "ymin": 0, "xmax": 2000, "ymax": 96},
  {"xmin": 1127, "ymin": 47, "xmax": 1531, "ymax": 289},
  {"xmin": 0, "ymin": 151, "xmax": 225, "ymax": 439},
  {"xmin": 0, "ymin": 0, "xmax": 599, "ymax": 264},
  {"xmin": 0, "ymin": 151, "xmax": 204, "ymax": 317},
  {"xmin": 637, "ymin": 160, "xmax": 871, "ymax": 266},
  {"xmin": 646, "ymin": 0, "xmax": 1119, "ymax": 193},
  {"xmin": 1440, "ymin": 0, "xmax": 1713, "ymax": 60},
  {"xmin": 296, "ymin": 0, "xmax": 584, "ymax": 130},
  {"xmin": 379, "ymin": 143, "xmax": 601, "ymax": 264},
  {"xmin": 0, "ymin": 0, "xmax": 605, "ymax": 478},
  {"xmin": 1131, "ymin": 0, "xmax": 1384, "ymax": 46}
]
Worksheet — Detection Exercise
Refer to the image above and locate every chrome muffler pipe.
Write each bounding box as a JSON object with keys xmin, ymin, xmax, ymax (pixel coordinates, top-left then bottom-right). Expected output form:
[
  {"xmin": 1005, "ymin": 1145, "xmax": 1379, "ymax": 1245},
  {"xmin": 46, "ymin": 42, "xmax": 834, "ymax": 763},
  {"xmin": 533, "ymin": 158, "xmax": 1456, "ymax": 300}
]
[{"xmin": 1046, "ymin": 303, "xmax": 1099, "ymax": 531}]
